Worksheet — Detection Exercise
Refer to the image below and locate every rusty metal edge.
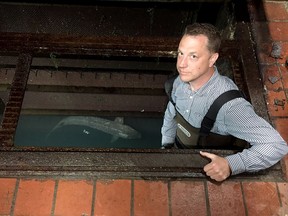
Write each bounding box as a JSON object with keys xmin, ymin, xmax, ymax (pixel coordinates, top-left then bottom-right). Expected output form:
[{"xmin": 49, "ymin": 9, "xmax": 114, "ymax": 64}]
[
  {"xmin": 0, "ymin": 150, "xmax": 284, "ymax": 181},
  {"xmin": 0, "ymin": 33, "xmax": 237, "ymax": 57},
  {"xmin": 235, "ymin": 22, "xmax": 270, "ymax": 122}
]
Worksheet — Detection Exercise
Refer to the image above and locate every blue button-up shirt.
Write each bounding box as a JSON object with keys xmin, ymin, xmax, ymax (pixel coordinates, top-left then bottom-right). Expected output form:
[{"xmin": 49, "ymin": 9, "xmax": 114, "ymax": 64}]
[{"xmin": 161, "ymin": 67, "xmax": 288, "ymax": 175}]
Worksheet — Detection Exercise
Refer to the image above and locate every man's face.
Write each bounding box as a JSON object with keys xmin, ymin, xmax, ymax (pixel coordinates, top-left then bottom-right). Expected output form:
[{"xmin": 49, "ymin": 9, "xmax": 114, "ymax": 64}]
[{"xmin": 176, "ymin": 34, "xmax": 218, "ymax": 88}]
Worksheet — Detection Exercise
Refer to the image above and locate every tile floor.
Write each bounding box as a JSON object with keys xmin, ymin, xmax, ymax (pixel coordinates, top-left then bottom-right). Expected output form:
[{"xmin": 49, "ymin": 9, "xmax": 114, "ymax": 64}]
[{"xmin": 1, "ymin": 178, "xmax": 288, "ymax": 216}]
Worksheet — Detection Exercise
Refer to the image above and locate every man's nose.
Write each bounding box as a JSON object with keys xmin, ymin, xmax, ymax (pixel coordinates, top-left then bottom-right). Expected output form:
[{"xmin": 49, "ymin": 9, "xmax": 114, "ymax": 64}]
[{"xmin": 178, "ymin": 56, "xmax": 188, "ymax": 68}]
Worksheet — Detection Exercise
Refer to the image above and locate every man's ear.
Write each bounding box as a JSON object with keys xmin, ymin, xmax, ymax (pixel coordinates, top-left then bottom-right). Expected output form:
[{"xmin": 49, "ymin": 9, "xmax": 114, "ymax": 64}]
[{"xmin": 209, "ymin": 53, "xmax": 219, "ymax": 67}]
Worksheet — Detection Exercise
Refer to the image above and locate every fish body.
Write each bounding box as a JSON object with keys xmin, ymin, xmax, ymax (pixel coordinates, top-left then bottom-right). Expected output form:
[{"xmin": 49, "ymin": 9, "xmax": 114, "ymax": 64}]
[{"xmin": 48, "ymin": 116, "xmax": 141, "ymax": 142}]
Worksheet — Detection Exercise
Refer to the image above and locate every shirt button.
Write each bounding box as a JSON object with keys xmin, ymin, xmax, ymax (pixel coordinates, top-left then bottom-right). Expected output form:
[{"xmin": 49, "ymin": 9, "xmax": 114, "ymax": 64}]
[
  {"xmin": 186, "ymin": 110, "xmax": 189, "ymax": 113},
  {"xmin": 190, "ymin": 96, "xmax": 193, "ymax": 99}
]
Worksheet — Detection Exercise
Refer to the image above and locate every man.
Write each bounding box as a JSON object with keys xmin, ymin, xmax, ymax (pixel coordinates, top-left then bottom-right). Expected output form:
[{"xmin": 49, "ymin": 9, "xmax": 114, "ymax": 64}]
[{"xmin": 161, "ymin": 23, "xmax": 288, "ymax": 182}]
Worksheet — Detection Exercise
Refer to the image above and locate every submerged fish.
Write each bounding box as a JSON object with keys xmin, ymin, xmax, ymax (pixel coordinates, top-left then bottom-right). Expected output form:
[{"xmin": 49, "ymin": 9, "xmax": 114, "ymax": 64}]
[{"xmin": 47, "ymin": 116, "xmax": 141, "ymax": 142}]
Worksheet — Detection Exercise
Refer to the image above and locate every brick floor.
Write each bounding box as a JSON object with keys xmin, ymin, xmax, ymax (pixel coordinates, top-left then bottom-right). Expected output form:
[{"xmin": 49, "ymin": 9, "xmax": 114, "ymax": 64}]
[
  {"xmin": 0, "ymin": 178, "xmax": 17, "ymax": 215},
  {"xmin": 13, "ymin": 179, "xmax": 55, "ymax": 216},
  {"xmin": 134, "ymin": 180, "xmax": 169, "ymax": 216},
  {"xmin": 53, "ymin": 180, "xmax": 93, "ymax": 216},
  {"xmin": 1, "ymin": 178, "xmax": 287, "ymax": 216},
  {"xmin": 94, "ymin": 180, "xmax": 131, "ymax": 216},
  {"xmin": 207, "ymin": 181, "xmax": 246, "ymax": 216},
  {"xmin": 170, "ymin": 181, "xmax": 207, "ymax": 216}
]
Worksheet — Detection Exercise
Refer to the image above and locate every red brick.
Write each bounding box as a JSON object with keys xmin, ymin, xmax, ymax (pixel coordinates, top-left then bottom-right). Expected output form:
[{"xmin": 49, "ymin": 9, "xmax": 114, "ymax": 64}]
[
  {"xmin": 279, "ymin": 64, "xmax": 288, "ymax": 89},
  {"xmin": 274, "ymin": 117, "xmax": 288, "ymax": 179},
  {"xmin": 277, "ymin": 182, "xmax": 288, "ymax": 215},
  {"xmin": 273, "ymin": 118, "xmax": 288, "ymax": 142},
  {"xmin": 134, "ymin": 180, "xmax": 169, "ymax": 216},
  {"xmin": 275, "ymin": 42, "xmax": 288, "ymax": 65},
  {"xmin": 14, "ymin": 179, "xmax": 55, "ymax": 216},
  {"xmin": 268, "ymin": 22, "xmax": 288, "ymax": 41},
  {"xmin": 94, "ymin": 180, "xmax": 131, "ymax": 216},
  {"xmin": 278, "ymin": 183, "xmax": 288, "ymax": 215},
  {"xmin": 256, "ymin": 43, "xmax": 277, "ymax": 64},
  {"xmin": 261, "ymin": 64, "xmax": 283, "ymax": 91},
  {"xmin": 54, "ymin": 180, "xmax": 93, "ymax": 216},
  {"xmin": 263, "ymin": 2, "xmax": 288, "ymax": 21},
  {"xmin": 280, "ymin": 154, "xmax": 288, "ymax": 181},
  {"xmin": 242, "ymin": 182, "xmax": 281, "ymax": 216},
  {"xmin": 208, "ymin": 181, "xmax": 245, "ymax": 216},
  {"xmin": 0, "ymin": 178, "xmax": 16, "ymax": 215},
  {"xmin": 265, "ymin": 90, "xmax": 288, "ymax": 117},
  {"xmin": 170, "ymin": 181, "xmax": 206, "ymax": 216}
]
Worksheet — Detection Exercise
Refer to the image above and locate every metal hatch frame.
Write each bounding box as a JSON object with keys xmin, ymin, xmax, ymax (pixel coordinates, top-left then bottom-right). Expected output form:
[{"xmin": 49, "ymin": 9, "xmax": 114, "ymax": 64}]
[{"xmin": 0, "ymin": 23, "xmax": 285, "ymax": 181}]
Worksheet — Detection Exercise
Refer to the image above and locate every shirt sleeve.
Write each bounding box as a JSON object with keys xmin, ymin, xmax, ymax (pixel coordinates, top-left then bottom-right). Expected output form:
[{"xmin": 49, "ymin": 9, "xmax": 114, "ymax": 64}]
[
  {"xmin": 161, "ymin": 101, "xmax": 177, "ymax": 145},
  {"xmin": 222, "ymin": 99, "xmax": 288, "ymax": 175}
]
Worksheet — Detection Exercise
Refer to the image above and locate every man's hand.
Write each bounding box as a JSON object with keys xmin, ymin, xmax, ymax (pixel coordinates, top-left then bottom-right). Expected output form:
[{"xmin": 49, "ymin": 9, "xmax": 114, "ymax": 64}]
[{"xmin": 200, "ymin": 151, "xmax": 231, "ymax": 182}]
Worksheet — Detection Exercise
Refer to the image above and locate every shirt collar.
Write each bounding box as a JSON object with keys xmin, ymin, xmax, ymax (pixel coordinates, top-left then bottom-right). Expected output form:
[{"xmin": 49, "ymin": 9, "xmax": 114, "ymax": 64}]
[{"xmin": 191, "ymin": 66, "xmax": 220, "ymax": 96}]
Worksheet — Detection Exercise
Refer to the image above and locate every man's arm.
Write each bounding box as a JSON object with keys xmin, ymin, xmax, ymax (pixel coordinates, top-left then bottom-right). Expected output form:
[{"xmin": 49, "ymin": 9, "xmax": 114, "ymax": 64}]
[
  {"xmin": 200, "ymin": 139, "xmax": 288, "ymax": 181},
  {"xmin": 201, "ymin": 98, "xmax": 288, "ymax": 181},
  {"xmin": 224, "ymin": 100, "xmax": 288, "ymax": 175},
  {"xmin": 161, "ymin": 101, "xmax": 177, "ymax": 146}
]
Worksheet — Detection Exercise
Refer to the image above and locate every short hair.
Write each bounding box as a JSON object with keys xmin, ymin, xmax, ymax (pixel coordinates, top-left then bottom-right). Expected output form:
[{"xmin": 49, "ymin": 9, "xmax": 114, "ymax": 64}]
[{"xmin": 183, "ymin": 23, "xmax": 221, "ymax": 53}]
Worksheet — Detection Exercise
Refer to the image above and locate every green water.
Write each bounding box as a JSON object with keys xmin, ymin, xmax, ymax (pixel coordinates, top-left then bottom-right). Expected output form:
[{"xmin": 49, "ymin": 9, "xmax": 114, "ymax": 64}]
[{"xmin": 14, "ymin": 115, "xmax": 163, "ymax": 149}]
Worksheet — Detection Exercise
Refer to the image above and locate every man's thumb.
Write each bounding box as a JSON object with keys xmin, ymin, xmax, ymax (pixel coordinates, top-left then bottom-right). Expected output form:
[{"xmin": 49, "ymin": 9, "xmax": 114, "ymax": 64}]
[{"xmin": 200, "ymin": 151, "xmax": 216, "ymax": 160}]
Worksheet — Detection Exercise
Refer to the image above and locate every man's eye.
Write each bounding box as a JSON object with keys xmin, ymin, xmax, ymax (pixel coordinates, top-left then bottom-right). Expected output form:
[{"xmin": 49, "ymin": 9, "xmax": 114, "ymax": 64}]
[
  {"xmin": 191, "ymin": 55, "xmax": 197, "ymax": 59},
  {"xmin": 178, "ymin": 52, "xmax": 183, "ymax": 56}
]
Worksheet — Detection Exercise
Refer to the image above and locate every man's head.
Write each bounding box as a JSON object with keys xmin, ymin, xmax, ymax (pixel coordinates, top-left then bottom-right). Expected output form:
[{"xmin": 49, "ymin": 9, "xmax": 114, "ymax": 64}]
[
  {"xmin": 183, "ymin": 23, "xmax": 221, "ymax": 54},
  {"xmin": 177, "ymin": 23, "xmax": 221, "ymax": 90}
]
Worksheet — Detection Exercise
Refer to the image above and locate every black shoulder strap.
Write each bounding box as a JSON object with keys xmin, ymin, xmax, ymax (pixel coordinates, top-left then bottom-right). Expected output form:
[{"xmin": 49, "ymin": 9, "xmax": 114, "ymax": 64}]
[
  {"xmin": 199, "ymin": 90, "xmax": 244, "ymax": 136},
  {"xmin": 164, "ymin": 75, "xmax": 178, "ymax": 106}
]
